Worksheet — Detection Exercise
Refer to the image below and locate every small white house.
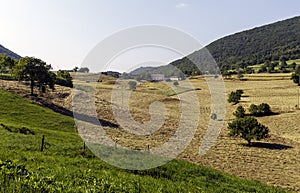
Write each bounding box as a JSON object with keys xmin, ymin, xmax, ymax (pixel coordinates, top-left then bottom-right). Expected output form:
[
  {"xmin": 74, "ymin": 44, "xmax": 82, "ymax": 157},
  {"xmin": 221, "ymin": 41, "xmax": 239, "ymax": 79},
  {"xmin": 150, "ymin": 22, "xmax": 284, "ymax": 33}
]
[
  {"xmin": 151, "ymin": 74, "xmax": 165, "ymax": 81},
  {"xmin": 170, "ymin": 76, "xmax": 181, "ymax": 81}
]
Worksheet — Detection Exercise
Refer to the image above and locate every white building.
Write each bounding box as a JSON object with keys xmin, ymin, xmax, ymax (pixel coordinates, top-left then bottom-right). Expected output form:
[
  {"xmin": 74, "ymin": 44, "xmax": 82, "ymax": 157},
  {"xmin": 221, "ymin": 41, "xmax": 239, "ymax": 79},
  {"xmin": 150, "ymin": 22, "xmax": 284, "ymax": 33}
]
[
  {"xmin": 170, "ymin": 76, "xmax": 181, "ymax": 81},
  {"xmin": 151, "ymin": 74, "xmax": 165, "ymax": 81}
]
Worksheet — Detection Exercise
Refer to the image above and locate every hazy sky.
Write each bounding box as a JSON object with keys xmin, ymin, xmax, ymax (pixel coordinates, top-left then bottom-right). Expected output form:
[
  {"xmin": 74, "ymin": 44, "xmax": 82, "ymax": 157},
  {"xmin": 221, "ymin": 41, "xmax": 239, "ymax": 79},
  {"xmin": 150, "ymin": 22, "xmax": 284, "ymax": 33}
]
[{"xmin": 1, "ymin": 0, "xmax": 300, "ymax": 71}]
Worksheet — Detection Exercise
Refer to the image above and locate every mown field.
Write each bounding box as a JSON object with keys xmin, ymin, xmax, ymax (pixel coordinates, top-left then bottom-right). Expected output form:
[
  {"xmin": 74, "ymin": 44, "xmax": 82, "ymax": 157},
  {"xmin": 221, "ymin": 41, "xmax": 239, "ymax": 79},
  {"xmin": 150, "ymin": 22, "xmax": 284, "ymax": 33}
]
[
  {"xmin": 0, "ymin": 87, "xmax": 288, "ymax": 192},
  {"xmin": 89, "ymin": 73, "xmax": 300, "ymax": 192}
]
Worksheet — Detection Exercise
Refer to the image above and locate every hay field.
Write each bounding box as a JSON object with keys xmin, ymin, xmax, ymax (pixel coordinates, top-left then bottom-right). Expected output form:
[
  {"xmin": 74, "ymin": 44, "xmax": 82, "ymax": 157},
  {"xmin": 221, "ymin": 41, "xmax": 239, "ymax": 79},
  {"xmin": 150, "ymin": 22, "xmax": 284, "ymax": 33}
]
[
  {"xmin": 91, "ymin": 73, "xmax": 300, "ymax": 192},
  {"xmin": 1, "ymin": 73, "xmax": 299, "ymax": 192}
]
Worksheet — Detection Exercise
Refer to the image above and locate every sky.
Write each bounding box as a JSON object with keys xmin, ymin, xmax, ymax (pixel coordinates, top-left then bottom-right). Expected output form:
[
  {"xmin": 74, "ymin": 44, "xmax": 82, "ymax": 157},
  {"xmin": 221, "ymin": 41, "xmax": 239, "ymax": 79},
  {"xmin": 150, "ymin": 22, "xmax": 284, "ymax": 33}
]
[{"xmin": 0, "ymin": 0, "xmax": 300, "ymax": 72}]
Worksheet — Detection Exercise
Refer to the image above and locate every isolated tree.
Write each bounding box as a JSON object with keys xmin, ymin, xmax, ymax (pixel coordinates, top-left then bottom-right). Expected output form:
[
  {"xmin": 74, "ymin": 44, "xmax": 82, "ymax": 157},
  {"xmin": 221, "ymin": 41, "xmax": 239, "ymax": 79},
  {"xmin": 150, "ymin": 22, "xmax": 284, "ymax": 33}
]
[
  {"xmin": 128, "ymin": 81, "xmax": 137, "ymax": 90},
  {"xmin": 291, "ymin": 73, "xmax": 300, "ymax": 85},
  {"xmin": 173, "ymin": 81, "xmax": 179, "ymax": 86},
  {"xmin": 233, "ymin": 106, "xmax": 246, "ymax": 118},
  {"xmin": 228, "ymin": 116, "xmax": 269, "ymax": 145},
  {"xmin": 14, "ymin": 57, "xmax": 55, "ymax": 95},
  {"xmin": 228, "ymin": 90, "xmax": 242, "ymax": 104}
]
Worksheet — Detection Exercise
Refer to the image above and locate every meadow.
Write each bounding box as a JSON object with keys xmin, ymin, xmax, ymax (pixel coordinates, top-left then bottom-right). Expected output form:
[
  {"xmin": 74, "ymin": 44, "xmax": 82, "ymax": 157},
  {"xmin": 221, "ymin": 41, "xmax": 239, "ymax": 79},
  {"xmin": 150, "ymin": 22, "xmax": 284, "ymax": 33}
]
[{"xmin": 0, "ymin": 74, "xmax": 296, "ymax": 192}]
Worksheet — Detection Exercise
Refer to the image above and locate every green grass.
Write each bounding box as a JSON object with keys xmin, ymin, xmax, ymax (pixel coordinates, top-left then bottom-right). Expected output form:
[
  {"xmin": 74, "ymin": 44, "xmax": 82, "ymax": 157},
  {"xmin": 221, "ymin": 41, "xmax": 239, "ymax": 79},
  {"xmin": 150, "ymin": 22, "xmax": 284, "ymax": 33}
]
[{"xmin": 0, "ymin": 89, "xmax": 290, "ymax": 192}]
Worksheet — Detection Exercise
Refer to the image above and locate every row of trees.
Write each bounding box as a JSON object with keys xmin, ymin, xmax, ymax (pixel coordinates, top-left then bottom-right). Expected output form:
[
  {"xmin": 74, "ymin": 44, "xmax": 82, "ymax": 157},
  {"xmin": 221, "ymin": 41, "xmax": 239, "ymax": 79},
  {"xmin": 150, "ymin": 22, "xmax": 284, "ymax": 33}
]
[
  {"xmin": 234, "ymin": 103, "xmax": 272, "ymax": 118},
  {"xmin": 0, "ymin": 54, "xmax": 73, "ymax": 95}
]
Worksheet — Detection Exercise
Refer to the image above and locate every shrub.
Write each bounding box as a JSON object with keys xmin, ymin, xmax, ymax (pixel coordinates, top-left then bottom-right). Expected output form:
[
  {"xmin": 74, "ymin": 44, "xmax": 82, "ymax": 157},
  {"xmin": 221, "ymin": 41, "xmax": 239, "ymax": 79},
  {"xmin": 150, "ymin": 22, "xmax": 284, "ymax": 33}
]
[
  {"xmin": 228, "ymin": 116, "xmax": 269, "ymax": 145},
  {"xmin": 173, "ymin": 81, "xmax": 179, "ymax": 86},
  {"xmin": 233, "ymin": 106, "xmax": 245, "ymax": 118},
  {"xmin": 249, "ymin": 104, "xmax": 259, "ymax": 115},
  {"xmin": 258, "ymin": 103, "xmax": 271, "ymax": 115},
  {"xmin": 236, "ymin": 89, "xmax": 244, "ymax": 96},
  {"xmin": 128, "ymin": 81, "xmax": 137, "ymax": 90},
  {"xmin": 249, "ymin": 103, "xmax": 272, "ymax": 116},
  {"xmin": 228, "ymin": 89, "xmax": 243, "ymax": 104}
]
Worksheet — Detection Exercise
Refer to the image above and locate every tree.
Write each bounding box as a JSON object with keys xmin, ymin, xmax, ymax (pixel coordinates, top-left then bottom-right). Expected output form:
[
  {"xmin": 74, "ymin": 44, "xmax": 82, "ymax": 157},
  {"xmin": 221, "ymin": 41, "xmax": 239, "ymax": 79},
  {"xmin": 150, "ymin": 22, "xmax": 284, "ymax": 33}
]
[
  {"xmin": 258, "ymin": 103, "xmax": 271, "ymax": 115},
  {"xmin": 245, "ymin": 67, "xmax": 254, "ymax": 74},
  {"xmin": 248, "ymin": 104, "xmax": 259, "ymax": 115},
  {"xmin": 56, "ymin": 70, "xmax": 73, "ymax": 88},
  {"xmin": 73, "ymin": 66, "xmax": 79, "ymax": 72},
  {"xmin": 14, "ymin": 57, "xmax": 55, "ymax": 95},
  {"xmin": 0, "ymin": 54, "xmax": 15, "ymax": 75},
  {"xmin": 173, "ymin": 81, "xmax": 179, "ymax": 86},
  {"xmin": 237, "ymin": 73, "xmax": 244, "ymax": 80},
  {"xmin": 258, "ymin": 65, "xmax": 267, "ymax": 73},
  {"xmin": 228, "ymin": 116, "xmax": 269, "ymax": 145},
  {"xmin": 222, "ymin": 70, "xmax": 232, "ymax": 79},
  {"xmin": 249, "ymin": 103, "xmax": 272, "ymax": 116},
  {"xmin": 236, "ymin": 89, "xmax": 244, "ymax": 96},
  {"xmin": 228, "ymin": 90, "xmax": 243, "ymax": 104},
  {"xmin": 291, "ymin": 73, "xmax": 300, "ymax": 85},
  {"xmin": 233, "ymin": 106, "xmax": 246, "ymax": 118},
  {"xmin": 78, "ymin": 67, "xmax": 89, "ymax": 73},
  {"xmin": 291, "ymin": 64, "xmax": 300, "ymax": 86},
  {"xmin": 295, "ymin": 64, "xmax": 300, "ymax": 74},
  {"xmin": 289, "ymin": 62, "xmax": 297, "ymax": 70},
  {"xmin": 128, "ymin": 81, "xmax": 137, "ymax": 90},
  {"xmin": 280, "ymin": 58, "xmax": 288, "ymax": 68}
]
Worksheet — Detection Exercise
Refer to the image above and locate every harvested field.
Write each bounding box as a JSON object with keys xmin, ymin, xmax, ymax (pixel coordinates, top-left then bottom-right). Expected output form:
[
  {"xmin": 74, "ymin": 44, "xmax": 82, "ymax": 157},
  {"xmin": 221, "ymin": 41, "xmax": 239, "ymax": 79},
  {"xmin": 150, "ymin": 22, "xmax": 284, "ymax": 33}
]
[{"xmin": 1, "ymin": 73, "xmax": 300, "ymax": 192}]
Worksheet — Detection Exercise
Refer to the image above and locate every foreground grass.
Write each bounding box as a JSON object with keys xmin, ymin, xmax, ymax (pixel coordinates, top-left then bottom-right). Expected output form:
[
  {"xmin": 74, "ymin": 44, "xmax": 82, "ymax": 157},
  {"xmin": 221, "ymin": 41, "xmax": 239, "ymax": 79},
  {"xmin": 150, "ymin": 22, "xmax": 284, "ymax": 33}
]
[{"xmin": 0, "ymin": 89, "xmax": 290, "ymax": 192}]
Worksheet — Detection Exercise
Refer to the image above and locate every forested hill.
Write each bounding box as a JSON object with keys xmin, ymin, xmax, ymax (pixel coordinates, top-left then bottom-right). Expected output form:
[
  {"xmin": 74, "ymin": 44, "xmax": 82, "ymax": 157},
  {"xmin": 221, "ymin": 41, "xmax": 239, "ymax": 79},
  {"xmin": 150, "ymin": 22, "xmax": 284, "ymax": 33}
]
[
  {"xmin": 170, "ymin": 16, "xmax": 300, "ymax": 73},
  {"xmin": 0, "ymin": 44, "xmax": 21, "ymax": 60},
  {"xmin": 205, "ymin": 15, "xmax": 300, "ymax": 71}
]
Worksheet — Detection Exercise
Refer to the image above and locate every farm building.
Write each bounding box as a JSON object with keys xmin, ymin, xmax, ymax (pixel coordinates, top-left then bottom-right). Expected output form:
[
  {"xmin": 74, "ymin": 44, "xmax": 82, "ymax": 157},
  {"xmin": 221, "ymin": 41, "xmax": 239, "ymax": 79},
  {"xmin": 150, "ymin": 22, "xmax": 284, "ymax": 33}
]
[
  {"xmin": 151, "ymin": 74, "xmax": 165, "ymax": 81},
  {"xmin": 170, "ymin": 76, "xmax": 181, "ymax": 81}
]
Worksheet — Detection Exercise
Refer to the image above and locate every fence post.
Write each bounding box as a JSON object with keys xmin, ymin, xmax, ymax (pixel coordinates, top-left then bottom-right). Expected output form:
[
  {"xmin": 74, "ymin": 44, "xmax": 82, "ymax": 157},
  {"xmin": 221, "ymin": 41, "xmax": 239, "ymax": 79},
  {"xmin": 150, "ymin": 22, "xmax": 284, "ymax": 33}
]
[{"xmin": 41, "ymin": 135, "xmax": 45, "ymax": 152}]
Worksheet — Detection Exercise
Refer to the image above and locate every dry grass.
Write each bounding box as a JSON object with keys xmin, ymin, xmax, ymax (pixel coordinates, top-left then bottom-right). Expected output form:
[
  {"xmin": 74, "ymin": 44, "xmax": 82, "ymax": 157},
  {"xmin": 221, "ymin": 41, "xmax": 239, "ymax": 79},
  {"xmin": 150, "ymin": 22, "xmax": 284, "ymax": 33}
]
[
  {"xmin": 93, "ymin": 74, "xmax": 300, "ymax": 192},
  {"xmin": 1, "ymin": 73, "xmax": 300, "ymax": 192}
]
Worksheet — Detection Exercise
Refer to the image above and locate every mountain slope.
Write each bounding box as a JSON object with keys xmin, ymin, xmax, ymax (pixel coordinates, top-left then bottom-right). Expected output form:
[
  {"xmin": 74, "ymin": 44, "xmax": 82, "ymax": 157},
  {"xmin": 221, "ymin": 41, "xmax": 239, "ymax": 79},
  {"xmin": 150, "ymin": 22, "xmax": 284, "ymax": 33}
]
[
  {"xmin": 131, "ymin": 16, "xmax": 300, "ymax": 75},
  {"xmin": 0, "ymin": 44, "xmax": 21, "ymax": 60},
  {"xmin": 204, "ymin": 15, "xmax": 300, "ymax": 71}
]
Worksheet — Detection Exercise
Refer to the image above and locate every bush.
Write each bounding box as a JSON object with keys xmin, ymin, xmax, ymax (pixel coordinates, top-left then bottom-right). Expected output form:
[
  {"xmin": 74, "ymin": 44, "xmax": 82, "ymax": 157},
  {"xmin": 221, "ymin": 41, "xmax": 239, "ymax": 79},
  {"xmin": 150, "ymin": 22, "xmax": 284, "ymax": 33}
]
[
  {"xmin": 249, "ymin": 103, "xmax": 272, "ymax": 116},
  {"xmin": 258, "ymin": 103, "xmax": 271, "ymax": 115},
  {"xmin": 55, "ymin": 70, "xmax": 73, "ymax": 88},
  {"xmin": 236, "ymin": 89, "xmax": 244, "ymax": 96},
  {"xmin": 128, "ymin": 81, "xmax": 137, "ymax": 90},
  {"xmin": 228, "ymin": 116, "xmax": 269, "ymax": 145},
  {"xmin": 249, "ymin": 104, "xmax": 259, "ymax": 115},
  {"xmin": 173, "ymin": 81, "xmax": 179, "ymax": 86},
  {"xmin": 228, "ymin": 89, "xmax": 243, "ymax": 104},
  {"xmin": 233, "ymin": 106, "xmax": 245, "ymax": 118}
]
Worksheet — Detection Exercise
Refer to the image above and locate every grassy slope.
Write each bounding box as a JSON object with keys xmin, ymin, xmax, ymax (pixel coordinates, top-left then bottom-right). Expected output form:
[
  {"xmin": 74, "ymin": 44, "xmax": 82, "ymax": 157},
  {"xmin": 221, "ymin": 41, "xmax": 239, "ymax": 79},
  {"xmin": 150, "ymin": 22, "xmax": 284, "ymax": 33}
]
[{"xmin": 0, "ymin": 89, "xmax": 290, "ymax": 192}]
